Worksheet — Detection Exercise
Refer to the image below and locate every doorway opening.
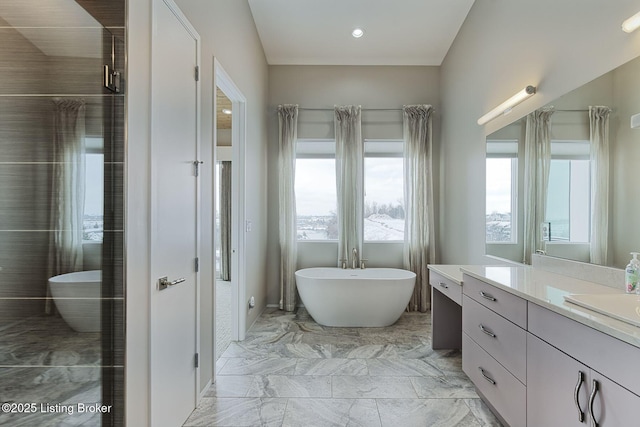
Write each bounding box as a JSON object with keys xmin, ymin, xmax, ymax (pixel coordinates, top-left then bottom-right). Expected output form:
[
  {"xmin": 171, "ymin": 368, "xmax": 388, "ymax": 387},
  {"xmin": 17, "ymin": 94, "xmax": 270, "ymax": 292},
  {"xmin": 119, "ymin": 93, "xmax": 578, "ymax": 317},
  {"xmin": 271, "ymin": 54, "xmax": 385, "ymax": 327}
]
[{"xmin": 213, "ymin": 60, "xmax": 247, "ymax": 371}]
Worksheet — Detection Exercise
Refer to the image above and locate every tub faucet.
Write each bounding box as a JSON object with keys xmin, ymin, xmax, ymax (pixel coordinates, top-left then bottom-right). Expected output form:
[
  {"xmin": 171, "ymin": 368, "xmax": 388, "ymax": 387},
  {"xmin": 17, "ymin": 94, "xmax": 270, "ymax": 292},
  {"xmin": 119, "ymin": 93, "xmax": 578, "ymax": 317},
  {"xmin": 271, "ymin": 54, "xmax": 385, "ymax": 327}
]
[{"xmin": 352, "ymin": 248, "xmax": 358, "ymax": 269}]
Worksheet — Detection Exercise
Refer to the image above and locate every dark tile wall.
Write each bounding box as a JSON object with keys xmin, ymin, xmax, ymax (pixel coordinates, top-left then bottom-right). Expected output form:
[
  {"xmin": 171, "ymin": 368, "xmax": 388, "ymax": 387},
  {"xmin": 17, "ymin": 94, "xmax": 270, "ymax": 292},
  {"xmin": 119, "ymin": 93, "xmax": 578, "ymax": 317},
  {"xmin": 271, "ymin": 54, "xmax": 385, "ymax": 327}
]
[{"xmin": 0, "ymin": 1, "xmax": 125, "ymax": 426}]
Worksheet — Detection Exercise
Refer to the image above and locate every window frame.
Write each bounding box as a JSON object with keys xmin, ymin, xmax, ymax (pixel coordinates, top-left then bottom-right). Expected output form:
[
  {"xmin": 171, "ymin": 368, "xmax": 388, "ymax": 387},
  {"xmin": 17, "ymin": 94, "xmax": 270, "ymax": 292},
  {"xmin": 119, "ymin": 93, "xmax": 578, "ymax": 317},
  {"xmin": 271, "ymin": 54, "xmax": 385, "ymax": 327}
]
[{"xmin": 82, "ymin": 137, "xmax": 104, "ymax": 244}]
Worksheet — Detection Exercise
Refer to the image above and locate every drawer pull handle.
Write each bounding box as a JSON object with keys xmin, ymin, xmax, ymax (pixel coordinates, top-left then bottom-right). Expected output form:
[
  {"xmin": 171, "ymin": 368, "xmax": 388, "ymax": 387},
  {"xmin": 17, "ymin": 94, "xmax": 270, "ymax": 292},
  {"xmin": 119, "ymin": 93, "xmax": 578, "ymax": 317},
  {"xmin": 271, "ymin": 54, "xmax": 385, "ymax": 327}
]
[
  {"xmin": 479, "ymin": 291, "xmax": 496, "ymax": 301},
  {"xmin": 588, "ymin": 379, "xmax": 599, "ymax": 427},
  {"xmin": 439, "ymin": 282, "xmax": 449, "ymax": 289},
  {"xmin": 478, "ymin": 367, "xmax": 496, "ymax": 385},
  {"xmin": 574, "ymin": 371, "xmax": 585, "ymax": 423},
  {"xmin": 479, "ymin": 324, "xmax": 496, "ymax": 338}
]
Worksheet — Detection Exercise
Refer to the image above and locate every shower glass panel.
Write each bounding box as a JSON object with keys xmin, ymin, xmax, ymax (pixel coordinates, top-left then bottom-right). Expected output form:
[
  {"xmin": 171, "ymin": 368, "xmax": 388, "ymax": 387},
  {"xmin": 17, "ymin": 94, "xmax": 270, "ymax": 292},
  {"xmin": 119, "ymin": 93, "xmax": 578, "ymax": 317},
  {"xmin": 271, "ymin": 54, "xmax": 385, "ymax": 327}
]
[{"xmin": 0, "ymin": 1, "xmax": 125, "ymax": 425}]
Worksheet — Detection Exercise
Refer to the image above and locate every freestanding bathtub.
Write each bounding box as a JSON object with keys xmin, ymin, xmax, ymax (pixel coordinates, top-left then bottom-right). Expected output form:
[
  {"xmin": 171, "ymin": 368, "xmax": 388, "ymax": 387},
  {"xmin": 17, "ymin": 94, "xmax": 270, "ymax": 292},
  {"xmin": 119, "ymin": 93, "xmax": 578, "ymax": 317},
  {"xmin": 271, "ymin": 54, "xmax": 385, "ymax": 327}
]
[
  {"xmin": 295, "ymin": 267, "xmax": 416, "ymax": 327},
  {"xmin": 48, "ymin": 270, "xmax": 101, "ymax": 333}
]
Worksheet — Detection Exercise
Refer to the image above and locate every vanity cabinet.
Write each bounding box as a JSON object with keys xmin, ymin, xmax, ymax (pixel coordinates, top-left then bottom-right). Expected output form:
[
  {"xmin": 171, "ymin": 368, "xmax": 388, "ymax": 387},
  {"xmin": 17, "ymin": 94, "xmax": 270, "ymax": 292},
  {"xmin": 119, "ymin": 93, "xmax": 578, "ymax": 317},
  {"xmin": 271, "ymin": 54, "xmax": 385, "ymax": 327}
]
[
  {"xmin": 528, "ymin": 304, "xmax": 640, "ymax": 426},
  {"xmin": 430, "ymin": 270, "xmax": 462, "ymax": 349},
  {"xmin": 462, "ymin": 274, "xmax": 527, "ymax": 427}
]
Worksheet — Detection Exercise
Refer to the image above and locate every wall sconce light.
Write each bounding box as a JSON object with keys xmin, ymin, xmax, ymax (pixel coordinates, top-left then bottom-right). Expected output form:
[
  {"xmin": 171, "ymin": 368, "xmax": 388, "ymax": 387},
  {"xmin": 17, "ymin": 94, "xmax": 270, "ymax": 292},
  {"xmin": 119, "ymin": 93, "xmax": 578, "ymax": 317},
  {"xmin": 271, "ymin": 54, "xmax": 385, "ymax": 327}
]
[
  {"xmin": 622, "ymin": 11, "xmax": 640, "ymax": 33},
  {"xmin": 477, "ymin": 85, "xmax": 537, "ymax": 125}
]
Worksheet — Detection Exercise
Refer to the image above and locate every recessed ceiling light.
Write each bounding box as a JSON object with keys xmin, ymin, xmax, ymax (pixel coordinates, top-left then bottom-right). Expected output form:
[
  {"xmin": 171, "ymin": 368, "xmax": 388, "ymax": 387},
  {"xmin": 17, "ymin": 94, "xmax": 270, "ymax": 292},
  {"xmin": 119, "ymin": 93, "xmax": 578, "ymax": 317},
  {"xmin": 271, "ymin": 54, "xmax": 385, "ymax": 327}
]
[
  {"xmin": 352, "ymin": 28, "xmax": 364, "ymax": 38},
  {"xmin": 222, "ymin": 108, "xmax": 232, "ymax": 115}
]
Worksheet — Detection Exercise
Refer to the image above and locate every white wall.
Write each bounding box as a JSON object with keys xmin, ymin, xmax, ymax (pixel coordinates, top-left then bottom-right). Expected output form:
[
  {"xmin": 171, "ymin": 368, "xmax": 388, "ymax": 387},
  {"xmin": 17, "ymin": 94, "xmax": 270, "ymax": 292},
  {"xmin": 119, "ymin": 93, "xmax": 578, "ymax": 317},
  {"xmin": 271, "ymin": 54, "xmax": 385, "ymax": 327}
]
[
  {"xmin": 127, "ymin": 0, "xmax": 268, "ymax": 424},
  {"xmin": 267, "ymin": 65, "xmax": 440, "ymax": 305},
  {"xmin": 439, "ymin": 0, "xmax": 640, "ymax": 265}
]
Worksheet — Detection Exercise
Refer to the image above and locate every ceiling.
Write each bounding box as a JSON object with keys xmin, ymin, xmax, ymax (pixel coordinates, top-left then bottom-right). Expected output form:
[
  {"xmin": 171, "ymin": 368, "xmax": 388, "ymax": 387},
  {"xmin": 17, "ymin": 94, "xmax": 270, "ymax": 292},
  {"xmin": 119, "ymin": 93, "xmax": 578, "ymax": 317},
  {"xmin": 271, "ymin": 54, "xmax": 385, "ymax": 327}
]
[{"xmin": 247, "ymin": 0, "xmax": 475, "ymax": 66}]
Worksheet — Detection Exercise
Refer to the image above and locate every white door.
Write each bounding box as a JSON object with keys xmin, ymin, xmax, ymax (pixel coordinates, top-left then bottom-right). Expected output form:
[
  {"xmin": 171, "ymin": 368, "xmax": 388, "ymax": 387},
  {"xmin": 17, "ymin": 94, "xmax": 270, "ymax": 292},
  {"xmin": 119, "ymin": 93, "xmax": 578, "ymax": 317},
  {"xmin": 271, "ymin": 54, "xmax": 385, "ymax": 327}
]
[{"xmin": 150, "ymin": 1, "xmax": 200, "ymax": 426}]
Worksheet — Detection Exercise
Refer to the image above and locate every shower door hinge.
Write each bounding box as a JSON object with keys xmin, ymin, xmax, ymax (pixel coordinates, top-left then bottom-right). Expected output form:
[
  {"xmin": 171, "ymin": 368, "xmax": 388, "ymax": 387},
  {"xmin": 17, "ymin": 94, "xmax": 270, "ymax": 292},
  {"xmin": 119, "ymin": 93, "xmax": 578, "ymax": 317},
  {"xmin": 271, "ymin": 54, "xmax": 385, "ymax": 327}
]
[
  {"xmin": 195, "ymin": 66, "xmax": 199, "ymax": 82},
  {"xmin": 195, "ymin": 257, "xmax": 199, "ymax": 273},
  {"xmin": 103, "ymin": 65, "xmax": 121, "ymax": 93},
  {"xmin": 194, "ymin": 352, "xmax": 199, "ymax": 368}
]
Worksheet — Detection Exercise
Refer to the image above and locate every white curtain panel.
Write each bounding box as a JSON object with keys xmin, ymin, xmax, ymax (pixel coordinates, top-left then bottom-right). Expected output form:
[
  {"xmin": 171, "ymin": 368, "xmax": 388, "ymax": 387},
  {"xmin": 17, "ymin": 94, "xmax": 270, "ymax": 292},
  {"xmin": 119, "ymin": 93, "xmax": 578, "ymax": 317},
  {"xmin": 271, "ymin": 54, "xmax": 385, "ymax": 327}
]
[
  {"xmin": 523, "ymin": 108, "xmax": 554, "ymax": 264},
  {"xmin": 334, "ymin": 105, "xmax": 363, "ymax": 267},
  {"xmin": 49, "ymin": 98, "xmax": 86, "ymax": 276},
  {"xmin": 278, "ymin": 104, "xmax": 299, "ymax": 311},
  {"xmin": 403, "ymin": 105, "xmax": 435, "ymax": 312},
  {"xmin": 589, "ymin": 106, "xmax": 611, "ymax": 265}
]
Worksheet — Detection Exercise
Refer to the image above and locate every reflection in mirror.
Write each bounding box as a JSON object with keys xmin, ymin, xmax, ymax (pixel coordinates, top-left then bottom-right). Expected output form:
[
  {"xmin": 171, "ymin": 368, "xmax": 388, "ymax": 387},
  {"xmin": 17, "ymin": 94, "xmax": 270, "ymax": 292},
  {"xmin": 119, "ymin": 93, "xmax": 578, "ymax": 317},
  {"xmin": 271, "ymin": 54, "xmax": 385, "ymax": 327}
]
[{"xmin": 486, "ymin": 54, "xmax": 640, "ymax": 269}]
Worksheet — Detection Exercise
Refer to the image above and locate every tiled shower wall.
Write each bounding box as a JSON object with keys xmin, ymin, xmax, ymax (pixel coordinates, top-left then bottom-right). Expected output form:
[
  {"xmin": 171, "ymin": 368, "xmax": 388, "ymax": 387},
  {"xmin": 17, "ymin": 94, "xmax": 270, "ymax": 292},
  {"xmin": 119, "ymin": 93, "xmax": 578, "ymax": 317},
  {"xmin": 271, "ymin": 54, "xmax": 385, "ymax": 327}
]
[{"xmin": 0, "ymin": 1, "xmax": 125, "ymax": 425}]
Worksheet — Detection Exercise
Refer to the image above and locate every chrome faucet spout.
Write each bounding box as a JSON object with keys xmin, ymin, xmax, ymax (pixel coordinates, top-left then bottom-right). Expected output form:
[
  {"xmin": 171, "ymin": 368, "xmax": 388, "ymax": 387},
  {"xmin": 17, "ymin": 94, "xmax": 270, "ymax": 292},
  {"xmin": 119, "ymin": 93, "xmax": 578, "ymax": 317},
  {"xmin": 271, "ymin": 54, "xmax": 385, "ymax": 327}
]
[{"xmin": 352, "ymin": 248, "xmax": 358, "ymax": 269}]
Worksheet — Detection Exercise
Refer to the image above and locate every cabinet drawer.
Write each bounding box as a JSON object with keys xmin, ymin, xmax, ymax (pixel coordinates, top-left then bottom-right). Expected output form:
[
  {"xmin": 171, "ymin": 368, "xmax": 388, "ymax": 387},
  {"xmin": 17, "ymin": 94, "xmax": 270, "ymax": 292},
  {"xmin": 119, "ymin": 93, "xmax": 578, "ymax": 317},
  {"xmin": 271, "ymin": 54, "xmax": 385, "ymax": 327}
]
[
  {"xmin": 430, "ymin": 271, "xmax": 462, "ymax": 305},
  {"xmin": 463, "ymin": 295, "xmax": 526, "ymax": 384},
  {"xmin": 463, "ymin": 274, "xmax": 527, "ymax": 329},
  {"xmin": 463, "ymin": 333, "xmax": 526, "ymax": 427}
]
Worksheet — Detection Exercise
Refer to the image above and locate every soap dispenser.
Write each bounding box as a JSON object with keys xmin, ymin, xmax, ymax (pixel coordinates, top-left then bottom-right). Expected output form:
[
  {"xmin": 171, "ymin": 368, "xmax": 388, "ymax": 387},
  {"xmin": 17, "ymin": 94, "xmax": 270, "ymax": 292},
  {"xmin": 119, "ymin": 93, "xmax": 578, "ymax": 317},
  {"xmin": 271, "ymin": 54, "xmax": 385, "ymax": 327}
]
[{"xmin": 625, "ymin": 252, "xmax": 640, "ymax": 293}]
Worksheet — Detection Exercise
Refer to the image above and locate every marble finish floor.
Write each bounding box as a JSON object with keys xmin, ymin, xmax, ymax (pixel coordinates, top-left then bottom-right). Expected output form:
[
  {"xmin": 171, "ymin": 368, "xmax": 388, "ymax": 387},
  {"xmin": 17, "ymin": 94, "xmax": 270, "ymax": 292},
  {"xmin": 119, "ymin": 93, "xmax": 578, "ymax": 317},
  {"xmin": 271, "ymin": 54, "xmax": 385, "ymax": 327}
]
[{"xmin": 185, "ymin": 308, "xmax": 502, "ymax": 427}]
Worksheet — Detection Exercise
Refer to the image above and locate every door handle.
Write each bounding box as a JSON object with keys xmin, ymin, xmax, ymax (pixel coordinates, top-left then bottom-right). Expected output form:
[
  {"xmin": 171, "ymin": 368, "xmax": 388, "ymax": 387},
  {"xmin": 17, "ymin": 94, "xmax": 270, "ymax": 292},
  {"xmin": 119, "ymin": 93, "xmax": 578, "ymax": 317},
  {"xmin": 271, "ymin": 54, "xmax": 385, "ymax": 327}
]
[{"xmin": 158, "ymin": 276, "xmax": 186, "ymax": 290}]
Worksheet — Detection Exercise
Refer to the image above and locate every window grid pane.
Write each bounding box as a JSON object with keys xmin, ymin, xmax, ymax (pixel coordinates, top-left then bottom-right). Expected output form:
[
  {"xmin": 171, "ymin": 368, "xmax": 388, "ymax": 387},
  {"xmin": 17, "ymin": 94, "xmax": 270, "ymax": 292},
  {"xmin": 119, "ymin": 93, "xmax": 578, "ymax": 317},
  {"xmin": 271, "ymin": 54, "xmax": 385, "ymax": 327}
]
[
  {"xmin": 486, "ymin": 158, "xmax": 514, "ymax": 243},
  {"xmin": 295, "ymin": 158, "xmax": 337, "ymax": 240},
  {"xmin": 364, "ymin": 157, "xmax": 404, "ymax": 241}
]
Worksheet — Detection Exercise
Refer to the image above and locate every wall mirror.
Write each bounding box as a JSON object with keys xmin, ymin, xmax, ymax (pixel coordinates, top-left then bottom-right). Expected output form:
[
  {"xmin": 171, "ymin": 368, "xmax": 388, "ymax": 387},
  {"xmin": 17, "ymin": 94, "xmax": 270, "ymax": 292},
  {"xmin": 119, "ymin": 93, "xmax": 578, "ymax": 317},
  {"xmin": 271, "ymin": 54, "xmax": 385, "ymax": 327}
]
[{"xmin": 485, "ymin": 54, "xmax": 640, "ymax": 270}]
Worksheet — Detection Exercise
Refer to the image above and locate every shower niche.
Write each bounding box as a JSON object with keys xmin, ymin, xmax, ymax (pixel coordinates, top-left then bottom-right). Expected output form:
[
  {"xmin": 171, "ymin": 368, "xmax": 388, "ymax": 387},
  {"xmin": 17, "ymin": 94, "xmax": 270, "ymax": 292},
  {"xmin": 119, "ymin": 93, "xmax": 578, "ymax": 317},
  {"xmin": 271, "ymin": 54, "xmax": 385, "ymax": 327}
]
[{"xmin": 0, "ymin": 1, "xmax": 125, "ymax": 425}]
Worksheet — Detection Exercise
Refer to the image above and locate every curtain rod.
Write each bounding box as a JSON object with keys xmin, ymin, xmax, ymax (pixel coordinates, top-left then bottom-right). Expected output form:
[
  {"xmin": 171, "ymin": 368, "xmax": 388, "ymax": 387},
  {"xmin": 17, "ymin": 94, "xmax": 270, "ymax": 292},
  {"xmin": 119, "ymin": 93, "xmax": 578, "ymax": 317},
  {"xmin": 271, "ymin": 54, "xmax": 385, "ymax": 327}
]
[
  {"xmin": 554, "ymin": 109, "xmax": 590, "ymax": 112},
  {"xmin": 298, "ymin": 107, "xmax": 404, "ymax": 112}
]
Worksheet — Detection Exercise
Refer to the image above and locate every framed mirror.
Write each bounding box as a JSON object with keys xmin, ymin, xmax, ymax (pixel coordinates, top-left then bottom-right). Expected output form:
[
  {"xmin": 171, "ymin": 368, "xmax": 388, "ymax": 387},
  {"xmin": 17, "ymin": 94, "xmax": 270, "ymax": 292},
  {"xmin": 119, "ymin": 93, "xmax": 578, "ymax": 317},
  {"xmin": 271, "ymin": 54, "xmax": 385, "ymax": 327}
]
[{"xmin": 486, "ymin": 54, "xmax": 640, "ymax": 270}]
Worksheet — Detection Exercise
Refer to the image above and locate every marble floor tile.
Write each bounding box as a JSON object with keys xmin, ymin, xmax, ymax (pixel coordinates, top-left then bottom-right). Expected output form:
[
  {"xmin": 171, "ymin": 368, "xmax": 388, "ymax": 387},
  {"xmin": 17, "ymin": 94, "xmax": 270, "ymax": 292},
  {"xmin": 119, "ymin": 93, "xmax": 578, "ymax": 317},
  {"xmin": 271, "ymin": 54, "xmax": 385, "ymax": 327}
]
[
  {"xmin": 294, "ymin": 359, "xmax": 368, "ymax": 376},
  {"xmin": 411, "ymin": 376, "xmax": 479, "ymax": 399},
  {"xmin": 246, "ymin": 375, "xmax": 331, "ymax": 398},
  {"xmin": 183, "ymin": 397, "xmax": 287, "ymax": 427},
  {"xmin": 219, "ymin": 358, "xmax": 297, "ymax": 376},
  {"xmin": 205, "ymin": 375, "xmax": 255, "ymax": 397},
  {"xmin": 366, "ymin": 358, "xmax": 443, "ymax": 377},
  {"xmin": 332, "ymin": 376, "xmax": 418, "ymax": 399},
  {"xmin": 282, "ymin": 398, "xmax": 381, "ymax": 427},
  {"xmin": 376, "ymin": 398, "xmax": 481, "ymax": 427},
  {"xmin": 464, "ymin": 398, "xmax": 504, "ymax": 426},
  {"xmin": 189, "ymin": 309, "xmax": 495, "ymax": 427}
]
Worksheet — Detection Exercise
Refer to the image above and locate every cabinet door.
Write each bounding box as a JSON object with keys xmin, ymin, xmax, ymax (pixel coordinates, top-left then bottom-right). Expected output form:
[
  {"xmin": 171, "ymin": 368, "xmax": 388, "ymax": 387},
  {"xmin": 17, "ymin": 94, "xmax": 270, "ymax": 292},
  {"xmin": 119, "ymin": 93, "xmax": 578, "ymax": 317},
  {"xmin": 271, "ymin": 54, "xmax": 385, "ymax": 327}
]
[
  {"xmin": 589, "ymin": 370, "xmax": 640, "ymax": 426},
  {"xmin": 527, "ymin": 333, "xmax": 589, "ymax": 427}
]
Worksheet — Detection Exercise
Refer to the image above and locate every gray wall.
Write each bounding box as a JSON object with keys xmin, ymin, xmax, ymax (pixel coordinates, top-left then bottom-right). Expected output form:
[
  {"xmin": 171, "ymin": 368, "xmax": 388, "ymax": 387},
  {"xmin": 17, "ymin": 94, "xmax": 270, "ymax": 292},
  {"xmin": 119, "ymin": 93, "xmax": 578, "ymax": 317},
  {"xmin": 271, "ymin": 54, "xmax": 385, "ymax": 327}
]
[
  {"xmin": 439, "ymin": 0, "xmax": 640, "ymax": 265},
  {"xmin": 267, "ymin": 65, "xmax": 440, "ymax": 306}
]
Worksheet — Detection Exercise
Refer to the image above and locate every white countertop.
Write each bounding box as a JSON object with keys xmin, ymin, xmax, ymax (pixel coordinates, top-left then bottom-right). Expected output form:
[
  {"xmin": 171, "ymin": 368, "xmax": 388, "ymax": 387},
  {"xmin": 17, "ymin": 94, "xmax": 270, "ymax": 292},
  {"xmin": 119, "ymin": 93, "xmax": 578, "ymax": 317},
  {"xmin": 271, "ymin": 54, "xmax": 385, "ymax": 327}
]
[
  {"xmin": 427, "ymin": 264, "xmax": 467, "ymax": 284},
  {"xmin": 460, "ymin": 265, "xmax": 640, "ymax": 349}
]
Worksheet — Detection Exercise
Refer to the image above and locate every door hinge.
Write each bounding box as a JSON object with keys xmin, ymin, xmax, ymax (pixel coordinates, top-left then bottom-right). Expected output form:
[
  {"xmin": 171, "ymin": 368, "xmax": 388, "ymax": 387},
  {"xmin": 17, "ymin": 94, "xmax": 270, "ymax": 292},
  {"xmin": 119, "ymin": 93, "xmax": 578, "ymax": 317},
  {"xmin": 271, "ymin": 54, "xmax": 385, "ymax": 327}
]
[
  {"xmin": 195, "ymin": 257, "xmax": 199, "ymax": 273},
  {"xmin": 195, "ymin": 65, "xmax": 199, "ymax": 82},
  {"xmin": 194, "ymin": 353, "xmax": 199, "ymax": 368}
]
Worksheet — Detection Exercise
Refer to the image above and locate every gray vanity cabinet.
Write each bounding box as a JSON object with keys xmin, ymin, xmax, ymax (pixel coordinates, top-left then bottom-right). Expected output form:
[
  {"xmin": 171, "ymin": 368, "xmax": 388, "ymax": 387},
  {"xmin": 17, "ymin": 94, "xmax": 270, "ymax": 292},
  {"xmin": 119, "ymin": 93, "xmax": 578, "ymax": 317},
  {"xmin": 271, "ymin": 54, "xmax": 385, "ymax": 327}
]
[
  {"xmin": 527, "ymin": 333, "xmax": 590, "ymax": 426},
  {"xmin": 527, "ymin": 332, "xmax": 640, "ymax": 426}
]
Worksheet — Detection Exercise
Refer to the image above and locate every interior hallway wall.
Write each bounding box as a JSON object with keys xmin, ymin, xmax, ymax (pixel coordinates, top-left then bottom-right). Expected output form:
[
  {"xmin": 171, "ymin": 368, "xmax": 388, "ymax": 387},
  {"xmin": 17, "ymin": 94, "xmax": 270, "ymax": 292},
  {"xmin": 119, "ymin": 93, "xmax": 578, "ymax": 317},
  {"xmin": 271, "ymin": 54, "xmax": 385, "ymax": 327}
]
[{"xmin": 439, "ymin": 0, "xmax": 640, "ymax": 265}]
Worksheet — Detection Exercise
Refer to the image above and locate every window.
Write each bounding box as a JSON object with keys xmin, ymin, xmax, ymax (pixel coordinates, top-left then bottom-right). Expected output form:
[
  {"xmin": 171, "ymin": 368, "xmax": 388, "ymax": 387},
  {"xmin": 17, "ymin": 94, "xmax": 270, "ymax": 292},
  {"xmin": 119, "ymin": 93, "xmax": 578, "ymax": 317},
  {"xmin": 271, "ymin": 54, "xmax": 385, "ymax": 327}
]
[
  {"xmin": 545, "ymin": 140, "xmax": 590, "ymax": 242},
  {"xmin": 83, "ymin": 137, "xmax": 104, "ymax": 242},
  {"xmin": 486, "ymin": 140, "xmax": 518, "ymax": 243},
  {"xmin": 364, "ymin": 140, "xmax": 404, "ymax": 241},
  {"xmin": 295, "ymin": 140, "xmax": 337, "ymax": 240}
]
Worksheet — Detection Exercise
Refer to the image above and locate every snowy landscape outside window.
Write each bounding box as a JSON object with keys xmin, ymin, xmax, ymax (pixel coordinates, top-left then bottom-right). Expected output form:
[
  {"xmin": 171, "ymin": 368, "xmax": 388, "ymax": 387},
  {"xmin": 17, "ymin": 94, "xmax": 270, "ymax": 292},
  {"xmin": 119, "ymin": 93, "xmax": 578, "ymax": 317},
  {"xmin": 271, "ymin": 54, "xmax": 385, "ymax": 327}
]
[
  {"xmin": 364, "ymin": 140, "xmax": 404, "ymax": 241},
  {"xmin": 486, "ymin": 140, "xmax": 518, "ymax": 243},
  {"xmin": 295, "ymin": 140, "xmax": 338, "ymax": 240}
]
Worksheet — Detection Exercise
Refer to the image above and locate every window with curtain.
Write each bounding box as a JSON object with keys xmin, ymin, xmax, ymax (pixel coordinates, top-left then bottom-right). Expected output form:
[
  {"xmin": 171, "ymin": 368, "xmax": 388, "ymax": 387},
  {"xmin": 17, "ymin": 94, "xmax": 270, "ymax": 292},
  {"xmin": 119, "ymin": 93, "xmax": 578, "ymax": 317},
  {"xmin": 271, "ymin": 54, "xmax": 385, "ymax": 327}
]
[
  {"xmin": 364, "ymin": 139, "xmax": 404, "ymax": 241},
  {"xmin": 486, "ymin": 140, "xmax": 518, "ymax": 243},
  {"xmin": 545, "ymin": 140, "xmax": 590, "ymax": 242},
  {"xmin": 295, "ymin": 139, "xmax": 337, "ymax": 240}
]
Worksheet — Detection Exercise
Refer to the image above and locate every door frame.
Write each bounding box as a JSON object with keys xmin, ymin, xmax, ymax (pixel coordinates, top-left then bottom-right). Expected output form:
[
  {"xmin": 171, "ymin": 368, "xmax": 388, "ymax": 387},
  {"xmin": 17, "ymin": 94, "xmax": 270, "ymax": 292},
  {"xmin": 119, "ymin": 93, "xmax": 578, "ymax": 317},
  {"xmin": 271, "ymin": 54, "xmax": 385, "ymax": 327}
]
[
  {"xmin": 149, "ymin": 0, "xmax": 201, "ymax": 423},
  {"xmin": 213, "ymin": 59, "xmax": 247, "ymax": 350}
]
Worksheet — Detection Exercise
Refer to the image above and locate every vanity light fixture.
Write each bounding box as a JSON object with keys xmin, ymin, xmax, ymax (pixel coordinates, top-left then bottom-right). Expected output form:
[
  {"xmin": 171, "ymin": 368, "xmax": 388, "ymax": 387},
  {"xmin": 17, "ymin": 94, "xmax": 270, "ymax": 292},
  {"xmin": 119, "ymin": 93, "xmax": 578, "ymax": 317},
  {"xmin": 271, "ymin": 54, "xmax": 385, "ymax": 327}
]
[
  {"xmin": 222, "ymin": 108, "xmax": 232, "ymax": 115},
  {"xmin": 352, "ymin": 28, "xmax": 364, "ymax": 38},
  {"xmin": 622, "ymin": 11, "xmax": 640, "ymax": 33},
  {"xmin": 477, "ymin": 85, "xmax": 537, "ymax": 125}
]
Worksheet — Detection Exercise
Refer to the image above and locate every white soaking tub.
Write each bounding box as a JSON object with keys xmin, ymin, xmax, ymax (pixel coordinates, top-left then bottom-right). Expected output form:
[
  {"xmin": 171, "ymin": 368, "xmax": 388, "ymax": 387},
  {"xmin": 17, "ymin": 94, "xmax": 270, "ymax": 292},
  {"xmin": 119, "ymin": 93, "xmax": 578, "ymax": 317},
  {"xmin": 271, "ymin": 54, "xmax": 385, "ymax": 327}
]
[
  {"xmin": 48, "ymin": 270, "xmax": 101, "ymax": 333},
  {"xmin": 294, "ymin": 267, "xmax": 416, "ymax": 327}
]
